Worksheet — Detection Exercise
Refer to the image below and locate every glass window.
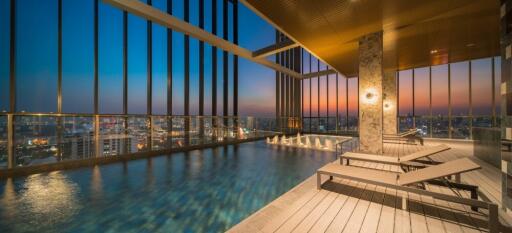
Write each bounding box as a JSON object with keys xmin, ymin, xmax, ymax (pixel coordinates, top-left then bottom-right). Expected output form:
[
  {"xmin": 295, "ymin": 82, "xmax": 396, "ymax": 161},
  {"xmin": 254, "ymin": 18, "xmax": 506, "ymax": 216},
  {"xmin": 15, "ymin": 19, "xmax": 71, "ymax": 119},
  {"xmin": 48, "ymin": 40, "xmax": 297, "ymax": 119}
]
[
  {"xmin": 204, "ymin": 43, "xmax": 212, "ymax": 115},
  {"xmin": 172, "ymin": 30, "xmax": 184, "ymax": 115},
  {"xmin": 303, "ymin": 79, "xmax": 310, "ymax": 117},
  {"xmin": 450, "ymin": 61, "xmax": 469, "ymax": 116},
  {"xmin": 338, "ymin": 75, "xmax": 347, "ymax": 129},
  {"xmin": 190, "ymin": 37, "xmax": 200, "ymax": 115},
  {"xmin": 398, "ymin": 70, "xmax": 413, "ymax": 116},
  {"xmin": 347, "ymin": 78, "xmax": 358, "ymax": 130},
  {"xmin": 0, "ymin": 0, "xmax": 9, "ymax": 112},
  {"xmin": 431, "ymin": 64, "xmax": 449, "ymax": 116},
  {"xmin": 128, "ymin": 10, "xmax": 148, "ymax": 114},
  {"xmin": 62, "ymin": 0, "xmax": 94, "ymax": 113},
  {"xmin": 472, "ymin": 58, "xmax": 493, "ymax": 116},
  {"xmin": 16, "ymin": 0, "xmax": 58, "ymax": 113},
  {"xmin": 310, "ymin": 57, "xmax": 318, "ymax": 117},
  {"xmin": 413, "ymin": 67, "xmax": 430, "ymax": 116},
  {"xmin": 99, "ymin": 3, "xmax": 123, "ymax": 114},
  {"xmin": 328, "ymin": 74, "xmax": 337, "ymax": 117},
  {"xmin": 152, "ymin": 0, "xmax": 167, "ymax": 115}
]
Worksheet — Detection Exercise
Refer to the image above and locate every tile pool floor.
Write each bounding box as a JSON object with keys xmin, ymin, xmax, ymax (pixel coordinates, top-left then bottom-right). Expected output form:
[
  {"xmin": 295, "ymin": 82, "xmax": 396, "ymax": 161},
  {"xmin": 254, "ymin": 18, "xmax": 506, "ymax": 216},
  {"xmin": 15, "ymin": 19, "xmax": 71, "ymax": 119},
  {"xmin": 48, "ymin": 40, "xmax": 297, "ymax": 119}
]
[{"xmin": 0, "ymin": 140, "xmax": 337, "ymax": 233}]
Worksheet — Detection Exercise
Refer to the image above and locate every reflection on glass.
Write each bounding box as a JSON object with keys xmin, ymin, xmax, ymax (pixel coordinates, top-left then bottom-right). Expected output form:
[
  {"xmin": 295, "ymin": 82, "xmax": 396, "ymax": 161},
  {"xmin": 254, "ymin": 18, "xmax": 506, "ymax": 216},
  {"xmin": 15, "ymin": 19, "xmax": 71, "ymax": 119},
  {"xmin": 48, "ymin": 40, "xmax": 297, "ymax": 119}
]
[
  {"xmin": 398, "ymin": 70, "xmax": 413, "ymax": 116},
  {"xmin": 14, "ymin": 116, "xmax": 58, "ymax": 166},
  {"xmin": 0, "ymin": 116, "xmax": 7, "ymax": 168}
]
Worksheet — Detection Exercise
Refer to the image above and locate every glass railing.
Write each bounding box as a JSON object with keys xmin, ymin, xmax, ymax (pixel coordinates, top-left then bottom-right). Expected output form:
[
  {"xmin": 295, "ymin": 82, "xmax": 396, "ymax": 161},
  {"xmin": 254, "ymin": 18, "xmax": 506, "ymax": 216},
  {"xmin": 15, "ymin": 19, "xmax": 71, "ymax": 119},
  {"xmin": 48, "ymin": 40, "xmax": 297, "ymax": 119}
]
[
  {"xmin": 398, "ymin": 115, "xmax": 497, "ymax": 139},
  {"xmin": 0, "ymin": 113, "xmax": 299, "ymax": 170},
  {"xmin": 301, "ymin": 117, "xmax": 358, "ymax": 135}
]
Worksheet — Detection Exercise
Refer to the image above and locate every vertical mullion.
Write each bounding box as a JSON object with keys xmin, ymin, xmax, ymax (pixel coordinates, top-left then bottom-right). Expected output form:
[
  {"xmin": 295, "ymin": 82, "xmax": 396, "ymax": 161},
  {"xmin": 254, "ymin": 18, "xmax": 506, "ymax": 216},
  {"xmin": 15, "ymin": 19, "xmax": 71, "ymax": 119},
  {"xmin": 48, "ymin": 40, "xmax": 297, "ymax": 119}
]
[
  {"xmin": 147, "ymin": 0, "xmax": 152, "ymax": 116},
  {"xmin": 469, "ymin": 60, "xmax": 473, "ymax": 139},
  {"xmin": 317, "ymin": 60, "xmax": 320, "ymax": 118},
  {"xmin": 448, "ymin": 63, "xmax": 452, "ymax": 138},
  {"xmin": 326, "ymin": 66, "xmax": 329, "ymax": 122},
  {"xmin": 336, "ymin": 73, "xmax": 338, "ymax": 133},
  {"xmin": 184, "ymin": 0, "xmax": 189, "ymax": 116},
  {"xmin": 275, "ymin": 31, "xmax": 279, "ymax": 121},
  {"xmin": 8, "ymin": 0, "xmax": 15, "ymax": 168},
  {"xmin": 397, "ymin": 71, "xmax": 400, "ymax": 131},
  {"xmin": 492, "ymin": 57, "xmax": 496, "ymax": 127},
  {"xmin": 166, "ymin": 0, "xmax": 173, "ymax": 149},
  {"xmin": 212, "ymin": 0, "xmax": 217, "ymax": 116},
  {"xmin": 94, "ymin": 0, "xmax": 98, "ymax": 114},
  {"xmin": 429, "ymin": 66, "xmax": 433, "ymax": 138},
  {"xmin": 233, "ymin": 0, "xmax": 238, "ymax": 116},
  {"xmin": 309, "ymin": 53, "xmax": 311, "ymax": 132},
  {"xmin": 57, "ymin": 0, "xmax": 63, "ymax": 161},
  {"xmin": 58, "ymin": 0, "xmax": 62, "ymax": 114},
  {"xmin": 301, "ymin": 49, "xmax": 304, "ymax": 126},
  {"xmin": 199, "ymin": 0, "xmax": 204, "ymax": 116},
  {"xmin": 345, "ymin": 77, "xmax": 348, "ymax": 131},
  {"xmin": 223, "ymin": 0, "xmax": 228, "ymax": 117},
  {"xmin": 167, "ymin": 0, "xmax": 172, "ymax": 116},
  {"xmin": 412, "ymin": 69, "xmax": 415, "ymax": 128},
  {"xmin": 123, "ymin": 11, "xmax": 128, "ymax": 115}
]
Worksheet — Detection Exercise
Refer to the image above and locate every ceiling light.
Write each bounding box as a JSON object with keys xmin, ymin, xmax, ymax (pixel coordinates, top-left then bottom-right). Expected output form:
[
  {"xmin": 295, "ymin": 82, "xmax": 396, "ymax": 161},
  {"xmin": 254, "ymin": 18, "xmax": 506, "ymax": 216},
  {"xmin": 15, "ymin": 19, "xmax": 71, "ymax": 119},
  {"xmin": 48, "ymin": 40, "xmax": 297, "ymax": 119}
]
[
  {"xmin": 466, "ymin": 43, "xmax": 475, "ymax": 47},
  {"xmin": 430, "ymin": 49, "xmax": 438, "ymax": 54}
]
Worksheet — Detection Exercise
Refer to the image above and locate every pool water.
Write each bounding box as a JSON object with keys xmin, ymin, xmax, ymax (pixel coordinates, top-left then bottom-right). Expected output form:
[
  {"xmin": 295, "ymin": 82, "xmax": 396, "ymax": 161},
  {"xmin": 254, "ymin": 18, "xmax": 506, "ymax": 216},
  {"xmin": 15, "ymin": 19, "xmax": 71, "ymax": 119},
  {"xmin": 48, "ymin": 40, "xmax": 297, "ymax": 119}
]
[{"xmin": 0, "ymin": 140, "xmax": 336, "ymax": 233}]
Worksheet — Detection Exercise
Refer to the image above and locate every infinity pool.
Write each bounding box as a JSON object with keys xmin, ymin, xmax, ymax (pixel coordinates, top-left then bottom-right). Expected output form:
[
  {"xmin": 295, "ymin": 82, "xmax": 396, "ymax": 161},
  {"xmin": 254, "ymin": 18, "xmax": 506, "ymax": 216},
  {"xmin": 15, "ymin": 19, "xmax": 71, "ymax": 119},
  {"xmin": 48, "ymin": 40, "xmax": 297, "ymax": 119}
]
[{"xmin": 0, "ymin": 140, "xmax": 336, "ymax": 233}]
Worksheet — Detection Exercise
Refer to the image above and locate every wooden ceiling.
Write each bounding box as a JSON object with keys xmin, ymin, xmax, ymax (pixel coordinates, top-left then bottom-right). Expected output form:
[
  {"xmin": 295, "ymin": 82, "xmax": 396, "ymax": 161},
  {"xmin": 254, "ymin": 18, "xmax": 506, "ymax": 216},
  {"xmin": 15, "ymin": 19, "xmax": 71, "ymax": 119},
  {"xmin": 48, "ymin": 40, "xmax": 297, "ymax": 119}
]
[{"xmin": 242, "ymin": 0, "xmax": 500, "ymax": 77}]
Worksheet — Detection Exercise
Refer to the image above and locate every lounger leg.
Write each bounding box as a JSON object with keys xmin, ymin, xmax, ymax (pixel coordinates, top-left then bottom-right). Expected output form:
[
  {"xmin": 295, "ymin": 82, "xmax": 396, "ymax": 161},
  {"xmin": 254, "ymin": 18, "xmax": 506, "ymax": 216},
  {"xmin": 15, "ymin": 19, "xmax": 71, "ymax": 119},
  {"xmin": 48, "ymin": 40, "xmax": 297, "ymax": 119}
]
[
  {"xmin": 471, "ymin": 189, "xmax": 479, "ymax": 211},
  {"xmin": 329, "ymin": 176, "xmax": 333, "ymax": 180},
  {"xmin": 455, "ymin": 174, "xmax": 461, "ymax": 183},
  {"xmin": 401, "ymin": 193, "xmax": 407, "ymax": 210},
  {"xmin": 488, "ymin": 203, "xmax": 499, "ymax": 233},
  {"xmin": 317, "ymin": 173, "xmax": 321, "ymax": 190}
]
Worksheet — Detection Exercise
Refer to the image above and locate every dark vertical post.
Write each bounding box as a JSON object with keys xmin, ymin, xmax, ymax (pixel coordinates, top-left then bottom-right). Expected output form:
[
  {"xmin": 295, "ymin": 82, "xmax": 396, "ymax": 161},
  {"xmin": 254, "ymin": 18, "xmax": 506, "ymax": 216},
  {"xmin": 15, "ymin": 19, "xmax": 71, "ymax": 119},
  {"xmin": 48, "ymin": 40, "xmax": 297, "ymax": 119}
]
[
  {"xmin": 309, "ymin": 53, "xmax": 312, "ymax": 132},
  {"xmin": 429, "ymin": 66, "xmax": 433, "ymax": 138},
  {"xmin": 285, "ymin": 49, "xmax": 289, "ymax": 120},
  {"xmin": 57, "ymin": 0, "xmax": 63, "ymax": 161},
  {"xmin": 184, "ymin": 0, "xmax": 189, "ymax": 117},
  {"xmin": 123, "ymin": 11, "xmax": 128, "ymax": 115},
  {"xmin": 94, "ymin": 0, "xmax": 100, "ymax": 157},
  {"xmin": 94, "ymin": 0, "xmax": 99, "ymax": 114},
  {"xmin": 469, "ymin": 61, "xmax": 473, "ymax": 139},
  {"xmin": 412, "ymin": 69, "xmax": 415, "ymax": 128},
  {"xmin": 397, "ymin": 71, "xmax": 400, "ymax": 131},
  {"xmin": 317, "ymin": 59, "xmax": 320, "ymax": 118},
  {"xmin": 147, "ymin": 0, "xmax": 153, "ymax": 150},
  {"xmin": 223, "ymin": 0, "xmax": 228, "ymax": 118},
  {"xmin": 122, "ymin": 11, "xmax": 128, "ymax": 154},
  {"xmin": 57, "ymin": 0, "xmax": 62, "ymax": 114},
  {"xmin": 345, "ymin": 77, "xmax": 349, "ymax": 131},
  {"xmin": 336, "ymin": 73, "xmax": 339, "ymax": 133},
  {"xmin": 448, "ymin": 63, "xmax": 452, "ymax": 138},
  {"xmin": 233, "ymin": 0, "xmax": 238, "ymax": 116},
  {"xmin": 492, "ymin": 57, "xmax": 496, "ymax": 127},
  {"xmin": 147, "ymin": 0, "xmax": 153, "ymax": 116},
  {"xmin": 199, "ymin": 0, "xmax": 204, "ymax": 116},
  {"xmin": 275, "ymin": 31, "xmax": 280, "ymax": 130},
  {"xmin": 166, "ymin": 0, "xmax": 173, "ymax": 148},
  {"xmin": 184, "ymin": 0, "xmax": 190, "ymax": 144},
  {"xmin": 8, "ymin": 0, "xmax": 16, "ymax": 168},
  {"xmin": 212, "ymin": 0, "xmax": 217, "ymax": 117},
  {"xmin": 199, "ymin": 0, "xmax": 205, "ymax": 140}
]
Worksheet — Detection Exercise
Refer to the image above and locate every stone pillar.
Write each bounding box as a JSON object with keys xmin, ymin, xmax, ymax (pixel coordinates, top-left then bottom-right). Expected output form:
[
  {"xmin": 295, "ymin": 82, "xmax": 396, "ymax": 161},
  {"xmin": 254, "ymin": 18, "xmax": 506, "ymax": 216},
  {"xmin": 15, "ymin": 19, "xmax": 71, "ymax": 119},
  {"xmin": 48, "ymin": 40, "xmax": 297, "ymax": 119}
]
[
  {"xmin": 383, "ymin": 70, "xmax": 397, "ymax": 135},
  {"xmin": 500, "ymin": 0, "xmax": 512, "ymax": 213},
  {"xmin": 358, "ymin": 32, "xmax": 383, "ymax": 154}
]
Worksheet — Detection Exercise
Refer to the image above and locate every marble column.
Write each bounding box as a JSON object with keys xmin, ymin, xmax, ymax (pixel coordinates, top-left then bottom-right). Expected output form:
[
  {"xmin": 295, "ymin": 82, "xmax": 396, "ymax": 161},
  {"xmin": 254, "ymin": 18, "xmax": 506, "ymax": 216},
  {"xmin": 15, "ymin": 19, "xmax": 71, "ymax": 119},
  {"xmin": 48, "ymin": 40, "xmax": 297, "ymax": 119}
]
[
  {"xmin": 383, "ymin": 70, "xmax": 397, "ymax": 135},
  {"xmin": 358, "ymin": 32, "xmax": 383, "ymax": 154}
]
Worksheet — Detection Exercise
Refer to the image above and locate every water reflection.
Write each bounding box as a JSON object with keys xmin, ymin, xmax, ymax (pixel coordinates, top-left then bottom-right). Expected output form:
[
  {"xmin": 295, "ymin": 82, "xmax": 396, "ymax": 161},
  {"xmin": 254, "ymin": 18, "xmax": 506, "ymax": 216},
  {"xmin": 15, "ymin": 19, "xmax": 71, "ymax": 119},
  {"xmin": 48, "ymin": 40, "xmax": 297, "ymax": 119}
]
[{"xmin": 0, "ymin": 141, "xmax": 335, "ymax": 233}]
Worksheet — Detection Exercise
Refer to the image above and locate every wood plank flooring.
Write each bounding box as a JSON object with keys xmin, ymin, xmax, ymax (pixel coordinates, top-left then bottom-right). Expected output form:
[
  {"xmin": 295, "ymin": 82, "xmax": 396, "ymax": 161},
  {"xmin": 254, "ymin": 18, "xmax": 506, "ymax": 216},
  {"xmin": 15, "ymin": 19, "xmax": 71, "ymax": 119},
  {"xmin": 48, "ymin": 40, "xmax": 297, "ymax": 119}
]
[{"xmin": 228, "ymin": 140, "xmax": 511, "ymax": 233}]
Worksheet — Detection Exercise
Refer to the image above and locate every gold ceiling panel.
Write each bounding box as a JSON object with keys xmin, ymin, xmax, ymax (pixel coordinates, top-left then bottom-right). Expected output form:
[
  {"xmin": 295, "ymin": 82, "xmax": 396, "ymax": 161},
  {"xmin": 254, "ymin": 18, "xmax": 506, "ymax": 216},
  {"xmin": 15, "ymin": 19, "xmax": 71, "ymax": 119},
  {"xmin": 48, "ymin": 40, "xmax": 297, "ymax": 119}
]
[{"xmin": 243, "ymin": 0, "xmax": 500, "ymax": 77}]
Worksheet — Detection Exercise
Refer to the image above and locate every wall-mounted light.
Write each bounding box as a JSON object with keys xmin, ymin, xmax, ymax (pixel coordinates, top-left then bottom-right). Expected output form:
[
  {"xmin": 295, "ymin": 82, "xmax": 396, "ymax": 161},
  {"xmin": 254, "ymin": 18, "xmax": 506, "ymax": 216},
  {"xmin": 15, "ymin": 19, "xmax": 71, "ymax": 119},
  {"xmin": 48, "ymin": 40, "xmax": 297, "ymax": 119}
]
[
  {"xmin": 362, "ymin": 88, "xmax": 378, "ymax": 104},
  {"xmin": 383, "ymin": 101, "xmax": 393, "ymax": 111}
]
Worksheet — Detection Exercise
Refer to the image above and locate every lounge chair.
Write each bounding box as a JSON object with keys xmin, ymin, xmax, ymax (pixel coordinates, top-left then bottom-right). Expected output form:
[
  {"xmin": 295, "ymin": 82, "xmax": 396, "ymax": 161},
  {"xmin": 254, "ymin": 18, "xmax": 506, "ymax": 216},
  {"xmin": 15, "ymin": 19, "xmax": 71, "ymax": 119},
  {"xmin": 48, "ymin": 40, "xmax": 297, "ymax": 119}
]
[
  {"xmin": 316, "ymin": 158, "xmax": 500, "ymax": 233},
  {"xmin": 341, "ymin": 144, "xmax": 450, "ymax": 166},
  {"xmin": 383, "ymin": 129, "xmax": 424, "ymax": 145}
]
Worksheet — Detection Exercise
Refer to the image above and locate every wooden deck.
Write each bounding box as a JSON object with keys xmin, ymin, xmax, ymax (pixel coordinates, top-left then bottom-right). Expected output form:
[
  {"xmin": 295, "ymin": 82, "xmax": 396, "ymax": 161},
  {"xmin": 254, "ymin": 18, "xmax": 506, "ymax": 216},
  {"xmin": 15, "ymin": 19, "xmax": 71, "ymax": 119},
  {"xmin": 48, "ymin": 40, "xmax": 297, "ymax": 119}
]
[{"xmin": 228, "ymin": 140, "xmax": 512, "ymax": 233}]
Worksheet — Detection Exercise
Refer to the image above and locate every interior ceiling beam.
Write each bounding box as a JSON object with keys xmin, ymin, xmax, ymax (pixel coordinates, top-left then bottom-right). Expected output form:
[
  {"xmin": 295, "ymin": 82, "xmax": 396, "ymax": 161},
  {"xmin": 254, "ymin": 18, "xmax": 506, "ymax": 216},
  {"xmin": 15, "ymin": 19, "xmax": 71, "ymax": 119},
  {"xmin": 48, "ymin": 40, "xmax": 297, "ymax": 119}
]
[
  {"xmin": 103, "ymin": 0, "xmax": 304, "ymax": 79},
  {"xmin": 252, "ymin": 40, "xmax": 299, "ymax": 59},
  {"xmin": 301, "ymin": 69, "xmax": 338, "ymax": 80}
]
